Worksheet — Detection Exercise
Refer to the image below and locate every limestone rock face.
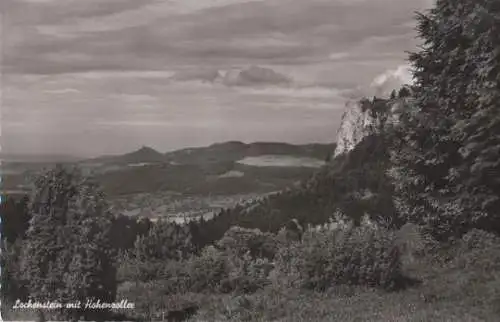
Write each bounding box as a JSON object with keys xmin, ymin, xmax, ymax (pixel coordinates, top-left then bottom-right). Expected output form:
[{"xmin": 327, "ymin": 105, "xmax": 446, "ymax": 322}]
[
  {"xmin": 334, "ymin": 100, "xmax": 377, "ymax": 157},
  {"xmin": 333, "ymin": 96, "xmax": 410, "ymax": 158},
  {"xmin": 333, "ymin": 64, "xmax": 413, "ymax": 158}
]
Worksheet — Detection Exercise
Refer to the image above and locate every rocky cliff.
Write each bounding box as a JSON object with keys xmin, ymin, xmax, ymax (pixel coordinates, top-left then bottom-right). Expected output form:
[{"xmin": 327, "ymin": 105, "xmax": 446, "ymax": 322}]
[
  {"xmin": 334, "ymin": 94, "xmax": 412, "ymax": 157},
  {"xmin": 333, "ymin": 95, "xmax": 410, "ymax": 157},
  {"xmin": 333, "ymin": 65, "xmax": 413, "ymax": 157},
  {"xmin": 334, "ymin": 100, "xmax": 377, "ymax": 157}
]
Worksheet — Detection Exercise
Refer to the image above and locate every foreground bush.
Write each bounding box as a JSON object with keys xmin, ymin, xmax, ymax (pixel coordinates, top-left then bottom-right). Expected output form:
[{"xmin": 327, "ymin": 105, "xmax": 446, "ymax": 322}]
[
  {"xmin": 116, "ymin": 244, "xmax": 277, "ymax": 319},
  {"xmin": 186, "ymin": 245, "xmax": 272, "ymax": 294},
  {"xmin": 395, "ymin": 223, "xmax": 439, "ymax": 265},
  {"xmin": 185, "ymin": 246, "xmax": 231, "ymax": 293},
  {"xmin": 116, "ymin": 280, "xmax": 204, "ymax": 321},
  {"xmin": 216, "ymin": 226, "xmax": 280, "ymax": 260},
  {"xmin": 440, "ymin": 229, "xmax": 500, "ymax": 271},
  {"xmin": 460, "ymin": 229, "xmax": 500, "ymax": 251},
  {"xmin": 274, "ymin": 217, "xmax": 403, "ymax": 291}
]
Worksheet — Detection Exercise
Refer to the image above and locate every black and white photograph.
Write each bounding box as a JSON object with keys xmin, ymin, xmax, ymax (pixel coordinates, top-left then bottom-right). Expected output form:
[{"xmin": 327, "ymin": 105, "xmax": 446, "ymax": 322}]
[{"xmin": 1, "ymin": 0, "xmax": 500, "ymax": 321}]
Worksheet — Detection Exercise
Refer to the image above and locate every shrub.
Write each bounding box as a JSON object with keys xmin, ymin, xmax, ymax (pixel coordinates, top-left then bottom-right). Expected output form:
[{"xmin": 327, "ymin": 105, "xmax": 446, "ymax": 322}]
[
  {"xmin": 460, "ymin": 229, "xmax": 500, "ymax": 251},
  {"xmin": 133, "ymin": 220, "xmax": 195, "ymax": 262},
  {"xmin": 218, "ymin": 294, "xmax": 273, "ymax": 322},
  {"xmin": 115, "ymin": 280, "xmax": 203, "ymax": 321},
  {"xmin": 425, "ymin": 229, "xmax": 500, "ymax": 269},
  {"xmin": 216, "ymin": 226, "xmax": 279, "ymax": 260},
  {"xmin": 117, "ymin": 220, "xmax": 196, "ymax": 283},
  {"xmin": 441, "ymin": 229, "xmax": 500, "ymax": 271},
  {"xmin": 184, "ymin": 245, "xmax": 274, "ymax": 294},
  {"xmin": 116, "ymin": 252, "xmax": 163, "ymax": 283},
  {"xmin": 274, "ymin": 217, "xmax": 403, "ymax": 291},
  {"xmin": 224, "ymin": 251, "xmax": 273, "ymax": 294},
  {"xmin": 395, "ymin": 223, "xmax": 439, "ymax": 265},
  {"xmin": 185, "ymin": 246, "xmax": 230, "ymax": 293},
  {"xmin": 197, "ymin": 291, "xmax": 291, "ymax": 322}
]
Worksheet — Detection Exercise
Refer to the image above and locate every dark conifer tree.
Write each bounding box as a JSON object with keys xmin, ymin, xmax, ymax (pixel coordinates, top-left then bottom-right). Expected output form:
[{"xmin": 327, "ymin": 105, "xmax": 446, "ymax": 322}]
[
  {"xmin": 390, "ymin": 0, "xmax": 500, "ymax": 239},
  {"xmin": 20, "ymin": 165, "xmax": 117, "ymax": 321}
]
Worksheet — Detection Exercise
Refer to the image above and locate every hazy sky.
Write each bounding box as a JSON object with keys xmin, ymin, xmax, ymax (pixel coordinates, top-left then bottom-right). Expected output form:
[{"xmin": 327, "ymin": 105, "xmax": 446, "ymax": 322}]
[{"xmin": 2, "ymin": 0, "xmax": 433, "ymax": 157}]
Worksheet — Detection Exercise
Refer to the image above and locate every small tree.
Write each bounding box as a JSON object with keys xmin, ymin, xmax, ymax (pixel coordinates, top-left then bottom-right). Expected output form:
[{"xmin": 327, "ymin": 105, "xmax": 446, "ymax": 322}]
[
  {"xmin": 397, "ymin": 86, "xmax": 411, "ymax": 98},
  {"xmin": 133, "ymin": 220, "xmax": 194, "ymax": 263},
  {"xmin": 325, "ymin": 152, "xmax": 332, "ymax": 163},
  {"xmin": 124, "ymin": 219, "xmax": 195, "ymax": 283},
  {"xmin": 20, "ymin": 165, "xmax": 118, "ymax": 322},
  {"xmin": 1, "ymin": 196, "xmax": 30, "ymax": 243}
]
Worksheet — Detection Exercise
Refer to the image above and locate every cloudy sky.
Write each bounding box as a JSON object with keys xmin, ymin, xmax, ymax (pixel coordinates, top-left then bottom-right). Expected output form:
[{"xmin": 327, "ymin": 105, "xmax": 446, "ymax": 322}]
[{"xmin": 2, "ymin": 0, "xmax": 433, "ymax": 157}]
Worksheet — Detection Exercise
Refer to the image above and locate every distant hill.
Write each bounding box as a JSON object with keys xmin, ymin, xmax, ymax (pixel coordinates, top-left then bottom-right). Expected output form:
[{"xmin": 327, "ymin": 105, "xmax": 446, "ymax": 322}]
[
  {"xmin": 163, "ymin": 141, "xmax": 335, "ymax": 165},
  {"xmin": 74, "ymin": 141, "xmax": 333, "ymax": 196},
  {"xmin": 82, "ymin": 141, "xmax": 334, "ymax": 166},
  {"xmin": 4, "ymin": 142, "xmax": 335, "ymax": 198},
  {"xmin": 82, "ymin": 146, "xmax": 165, "ymax": 165},
  {"xmin": 0, "ymin": 153, "xmax": 82, "ymax": 163},
  {"xmin": 121, "ymin": 146, "xmax": 165, "ymax": 164}
]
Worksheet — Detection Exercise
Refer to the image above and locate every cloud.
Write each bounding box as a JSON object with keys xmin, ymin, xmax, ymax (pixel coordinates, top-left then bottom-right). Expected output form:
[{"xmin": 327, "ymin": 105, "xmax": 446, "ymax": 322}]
[
  {"xmin": 3, "ymin": 0, "xmax": 433, "ymax": 75},
  {"xmin": 234, "ymin": 86, "xmax": 346, "ymax": 100},
  {"xmin": 108, "ymin": 94, "xmax": 159, "ymax": 104},
  {"xmin": 219, "ymin": 66, "xmax": 292, "ymax": 87},
  {"xmin": 341, "ymin": 64, "xmax": 414, "ymax": 100},
  {"xmin": 43, "ymin": 88, "xmax": 80, "ymax": 94},
  {"xmin": 329, "ymin": 52, "xmax": 350, "ymax": 60},
  {"xmin": 370, "ymin": 64, "xmax": 414, "ymax": 96},
  {"xmin": 169, "ymin": 66, "xmax": 293, "ymax": 87},
  {"xmin": 170, "ymin": 69, "xmax": 222, "ymax": 83},
  {"xmin": 2, "ymin": 0, "xmax": 436, "ymax": 156},
  {"xmin": 94, "ymin": 120, "xmax": 179, "ymax": 127}
]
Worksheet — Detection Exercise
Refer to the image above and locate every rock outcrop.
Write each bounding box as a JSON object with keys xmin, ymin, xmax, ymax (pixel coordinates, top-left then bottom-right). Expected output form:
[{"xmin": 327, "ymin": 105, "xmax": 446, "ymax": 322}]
[
  {"xmin": 333, "ymin": 96, "xmax": 410, "ymax": 157},
  {"xmin": 334, "ymin": 100, "xmax": 378, "ymax": 157},
  {"xmin": 333, "ymin": 64, "xmax": 414, "ymax": 157},
  {"xmin": 334, "ymin": 87, "xmax": 411, "ymax": 158}
]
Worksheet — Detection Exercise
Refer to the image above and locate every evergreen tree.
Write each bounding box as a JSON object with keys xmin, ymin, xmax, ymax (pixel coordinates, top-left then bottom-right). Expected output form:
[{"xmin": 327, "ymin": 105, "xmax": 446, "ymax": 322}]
[
  {"xmin": 390, "ymin": 0, "xmax": 500, "ymax": 239},
  {"xmin": 124, "ymin": 220, "xmax": 195, "ymax": 282},
  {"xmin": 1, "ymin": 196, "xmax": 30, "ymax": 243},
  {"xmin": 133, "ymin": 220, "xmax": 194, "ymax": 263},
  {"xmin": 449, "ymin": 0, "xmax": 500, "ymax": 232},
  {"xmin": 1, "ymin": 239, "xmax": 26, "ymax": 303},
  {"xmin": 325, "ymin": 151, "xmax": 332, "ymax": 163},
  {"xmin": 20, "ymin": 165, "xmax": 118, "ymax": 321},
  {"xmin": 397, "ymin": 86, "xmax": 411, "ymax": 98}
]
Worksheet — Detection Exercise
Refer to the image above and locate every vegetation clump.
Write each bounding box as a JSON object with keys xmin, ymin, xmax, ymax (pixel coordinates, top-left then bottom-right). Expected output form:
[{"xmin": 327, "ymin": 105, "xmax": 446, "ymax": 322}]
[{"xmin": 274, "ymin": 214, "xmax": 403, "ymax": 291}]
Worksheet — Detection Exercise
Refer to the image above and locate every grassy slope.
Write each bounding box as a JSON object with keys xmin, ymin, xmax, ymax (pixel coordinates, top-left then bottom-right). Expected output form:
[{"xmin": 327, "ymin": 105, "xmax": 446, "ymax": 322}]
[
  {"xmin": 190, "ymin": 243, "xmax": 500, "ymax": 321},
  {"xmin": 6, "ymin": 234, "xmax": 499, "ymax": 322}
]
